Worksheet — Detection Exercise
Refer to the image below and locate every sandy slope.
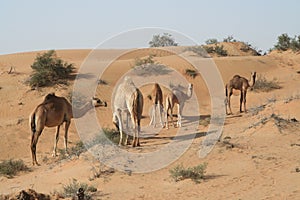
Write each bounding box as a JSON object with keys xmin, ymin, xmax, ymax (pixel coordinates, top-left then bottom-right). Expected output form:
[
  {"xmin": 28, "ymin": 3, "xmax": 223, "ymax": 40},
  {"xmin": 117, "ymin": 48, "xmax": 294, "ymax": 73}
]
[{"xmin": 0, "ymin": 47, "xmax": 299, "ymax": 199}]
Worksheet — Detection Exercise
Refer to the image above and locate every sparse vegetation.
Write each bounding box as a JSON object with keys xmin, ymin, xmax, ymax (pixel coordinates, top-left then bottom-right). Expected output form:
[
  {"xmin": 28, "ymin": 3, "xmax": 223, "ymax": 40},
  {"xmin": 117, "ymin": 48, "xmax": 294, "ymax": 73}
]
[
  {"xmin": 28, "ymin": 50, "xmax": 74, "ymax": 88},
  {"xmin": 185, "ymin": 68, "xmax": 198, "ymax": 78},
  {"xmin": 202, "ymin": 44, "xmax": 228, "ymax": 56},
  {"xmin": 274, "ymin": 33, "xmax": 300, "ymax": 52},
  {"xmin": 0, "ymin": 159, "xmax": 29, "ymax": 178},
  {"xmin": 134, "ymin": 54, "xmax": 156, "ymax": 66},
  {"xmin": 253, "ymin": 75, "xmax": 281, "ymax": 92},
  {"xmin": 98, "ymin": 79, "xmax": 108, "ymax": 85},
  {"xmin": 149, "ymin": 33, "xmax": 178, "ymax": 47},
  {"xmin": 169, "ymin": 163, "xmax": 207, "ymax": 183},
  {"xmin": 184, "ymin": 46, "xmax": 210, "ymax": 57},
  {"xmin": 223, "ymin": 35, "xmax": 236, "ymax": 42},
  {"xmin": 205, "ymin": 38, "xmax": 218, "ymax": 45},
  {"xmin": 56, "ymin": 179, "xmax": 96, "ymax": 199},
  {"xmin": 214, "ymin": 45, "xmax": 228, "ymax": 56},
  {"xmin": 133, "ymin": 63, "xmax": 171, "ymax": 77}
]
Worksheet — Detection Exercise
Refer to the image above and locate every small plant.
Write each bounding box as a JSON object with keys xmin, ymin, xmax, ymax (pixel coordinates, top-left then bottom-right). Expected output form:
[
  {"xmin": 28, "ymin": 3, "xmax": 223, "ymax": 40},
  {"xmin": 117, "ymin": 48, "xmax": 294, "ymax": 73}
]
[
  {"xmin": 202, "ymin": 46, "xmax": 215, "ymax": 54},
  {"xmin": 214, "ymin": 45, "xmax": 228, "ymax": 56},
  {"xmin": 274, "ymin": 33, "xmax": 300, "ymax": 52},
  {"xmin": 58, "ymin": 179, "xmax": 96, "ymax": 199},
  {"xmin": 184, "ymin": 46, "xmax": 210, "ymax": 57},
  {"xmin": 0, "ymin": 159, "xmax": 29, "ymax": 178},
  {"xmin": 69, "ymin": 141, "xmax": 87, "ymax": 157},
  {"xmin": 205, "ymin": 38, "xmax": 218, "ymax": 45},
  {"xmin": 134, "ymin": 54, "xmax": 156, "ymax": 66},
  {"xmin": 149, "ymin": 33, "xmax": 178, "ymax": 47},
  {"xmin": 223, "ymin": 35, "xmax": 236, "ymax": 42},
  {"xmin": 253, "ymin": 75, "xmax": 281, "ymax": 92},
  {"xmin": 28, "ymin": 50, "xmax": 74, "ymax": 88},
  {"xmin": 185, "ymin": 68, "xmax": 198, "ymax": 78},
  {"xmin": 98, "ymin": 79, "xmax": 108, "ymax": 85},
  {"xmin": 169, "ymin": 163, "xmax": 207, "ymax": 183}
]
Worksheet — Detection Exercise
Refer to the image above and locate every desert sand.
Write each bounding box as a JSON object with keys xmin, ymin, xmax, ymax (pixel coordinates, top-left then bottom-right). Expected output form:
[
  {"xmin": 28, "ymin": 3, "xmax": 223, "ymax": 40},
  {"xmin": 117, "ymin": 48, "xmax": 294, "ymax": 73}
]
[{"xmin": 0, "ymin": 43, "xmax": 299, "ymax": 199}]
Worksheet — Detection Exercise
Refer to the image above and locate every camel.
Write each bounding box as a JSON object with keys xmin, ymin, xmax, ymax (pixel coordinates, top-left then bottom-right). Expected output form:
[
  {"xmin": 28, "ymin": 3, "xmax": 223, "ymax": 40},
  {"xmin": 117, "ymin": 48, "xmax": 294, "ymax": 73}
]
[
  {"xmin": 148, "ymin": 83, "xmax": 164, "ymax": 127},
  {"xmin": 29, "ymin": 93, "xmax": 107, "ymax": 165},
  {"xmin": 112, "ymin": 77, "xmax": 144, "ymax": 147},
  {"xmin": 225, "ymin": 72, "xmax": 256, "ymax": 115},
  {"xmin": 165, "ymin": 83, "xmax": 193, "ymax": 129}
]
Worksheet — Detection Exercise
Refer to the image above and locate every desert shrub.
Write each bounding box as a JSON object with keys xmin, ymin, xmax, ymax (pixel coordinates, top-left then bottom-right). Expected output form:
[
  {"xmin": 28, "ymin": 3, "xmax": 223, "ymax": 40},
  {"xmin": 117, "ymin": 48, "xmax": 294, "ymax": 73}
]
[
  {"xmin": 184, "ymin": 46, "xmax": 209, "ymax": 57},
  {"xmin": 185, "ymin": 68, "xmax": 198, "ymax": 78},
  {"xmin": 97, "ymin": 79, "xmax": 108, "ymax": 85},
  {"xmin": 253, "ymin": 75, "xmax": 281, "ymax": 92},
  {"xmin": 29, "ymin": 50, "xmax": 74, "ymax": 87},
  {"xmin": 134, "ymin": 54, "xmax": 156, "ymax": 66},
  {"xmin": 133, "ymin": 63, "xmax": 171, "ymax": 77},
  {"xmin": 214, "ymin": 45, "xmax": 228, "ymax": 56},
  {"xmin": 149, "ymin": 33, "xmax": 178, "ymax": 47},
  {"xmin": 223, "ymin": 35, "xmax": 236, "ymax": 42},
  {"xmin": 0, "ymin": 159, "xmax": 29, "ymax": 177},
  {"xmin": 205, "ymin": 38, "xmax": 218, "ymax": 45},
  {"xmin": 202, "ymin": 46, "xmax": 215, "ymax": 54},
  {"xmin": 58, "ymin": 179, "xmax": 96, "ymax": 199},
  {"xmin": 274, "ymin": 33, "xmax": 291, "ymax": 51},
  {"xmin": 169, "ymin": 163, "xmax": 207, "ymax": 183}
]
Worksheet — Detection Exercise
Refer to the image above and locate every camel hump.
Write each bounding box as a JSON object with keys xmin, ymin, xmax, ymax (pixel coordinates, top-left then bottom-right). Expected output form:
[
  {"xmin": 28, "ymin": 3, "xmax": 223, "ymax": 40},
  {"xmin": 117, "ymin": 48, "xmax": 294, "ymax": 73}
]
[
  {"xmin": 233, "ymin": 75, "xmax": 241, "ymax": 79},
  {"xmin": 44, "ymin": 93, "xmax": 56, "ymax": 101}
]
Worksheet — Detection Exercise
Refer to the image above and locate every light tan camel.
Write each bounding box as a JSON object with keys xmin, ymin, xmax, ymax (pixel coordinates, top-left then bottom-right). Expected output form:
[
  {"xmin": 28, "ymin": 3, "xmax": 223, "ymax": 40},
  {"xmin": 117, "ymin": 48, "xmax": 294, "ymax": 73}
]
[
  {"xmin": 112, "ymin": 77, "xmax": 144, "ymax": 147},
  {"xmin": 29, "ymin": 93, "xmax": 107, "ymax": 165},
  {"xmin": 148, "ymin": 83, "xmax": 164, "ymax": 127},
  {"xmin": 165, "ymin": 83, "xmax": 193, "ymax": 129},
  {"xmin": 225, "ymin": 72, "xmax": 256, "ymax": 114}
]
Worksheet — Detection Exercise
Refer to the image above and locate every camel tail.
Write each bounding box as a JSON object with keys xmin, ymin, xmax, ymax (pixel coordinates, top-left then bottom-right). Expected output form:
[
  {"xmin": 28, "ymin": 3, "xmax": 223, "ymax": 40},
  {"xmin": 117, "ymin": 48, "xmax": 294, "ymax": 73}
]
[{"xmin": 30, "ymin": 112, "xmax": 36, "ymax": 134}]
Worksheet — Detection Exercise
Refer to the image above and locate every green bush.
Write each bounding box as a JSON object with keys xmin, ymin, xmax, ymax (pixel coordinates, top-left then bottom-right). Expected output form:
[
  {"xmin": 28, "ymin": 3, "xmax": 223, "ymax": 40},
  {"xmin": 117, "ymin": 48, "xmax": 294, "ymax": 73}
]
[
  {"xmin": 169, "ymin": 163, "xmax": 207, "ymax": 183},
  {"xmin": 134, "ymin": 54, "xmax": 156, "ymax": 66},
  {"xmin": 274, "ymin": 33, "xmax": 300, "ymax": 52},
  {"xmin": 149, "ymin": 33, "xmax": 178, "ymax": 47},
  {"xmin": 214, "ymin": 45, "xmax": 228, "ymax": 56},
  {"xmin": 0, "ymin": 159, "xmax": 29, "ymax": 177},
  {"xmin": 29, "ymin": 50, "xmax": 74, "ymax": 87},
  {"xmin": 253, "ymin": 75, "xmax": 281, "ymax": 92},
  {"xmin": 205, "ymin": 38, "xmax": 218, "ymax": 45},
  {"xmin": 184, "ymin": 46, "xmax": 209, "ymax": 57},
  {"xmin": 185, "ymin": 69, "xmax": 198, "ymax": 78},
  {"xmin": 58, "ymin": 179, "xmax": 96, "ymax": 199}
]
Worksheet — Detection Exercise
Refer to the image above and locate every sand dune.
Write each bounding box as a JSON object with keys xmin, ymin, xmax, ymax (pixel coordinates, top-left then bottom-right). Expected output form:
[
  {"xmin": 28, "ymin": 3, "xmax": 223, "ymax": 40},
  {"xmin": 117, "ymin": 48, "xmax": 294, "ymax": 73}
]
[{"xmin": 0, "ymin": 46, "xmax": 299, "ymax": 199}]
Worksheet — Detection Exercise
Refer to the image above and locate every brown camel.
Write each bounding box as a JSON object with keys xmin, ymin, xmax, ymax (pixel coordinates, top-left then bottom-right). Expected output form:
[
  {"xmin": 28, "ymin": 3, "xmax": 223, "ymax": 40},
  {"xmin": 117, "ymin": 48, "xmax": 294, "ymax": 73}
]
[
  {"xmin": 29, "ymin": 93, "xmax": 107, "ymax": 165},
  {"xmin": 148, "ymin": 83, "xmax": 164, "ymax": 127},
  {"xmin": 165, "ymin": 83, "xmax": 193, "ymax": 129},
  {"xmin": 112, "ymin": 77, "xmax": 144, "ymax": 147},
  {"xmin": 225, "ymin": 72, "xmax": 256, "ymax": 115}
]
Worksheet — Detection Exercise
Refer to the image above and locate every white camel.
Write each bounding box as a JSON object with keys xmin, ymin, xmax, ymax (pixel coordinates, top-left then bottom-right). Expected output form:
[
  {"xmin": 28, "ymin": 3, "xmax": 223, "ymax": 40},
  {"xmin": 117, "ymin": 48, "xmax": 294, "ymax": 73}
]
[
  {"xmin": 165, "ymin": 83, "xmax": 193, "ymax": 129},
  {"xmin": 112, "ymin": 77, "xmax": 144, "ymax": 147}
]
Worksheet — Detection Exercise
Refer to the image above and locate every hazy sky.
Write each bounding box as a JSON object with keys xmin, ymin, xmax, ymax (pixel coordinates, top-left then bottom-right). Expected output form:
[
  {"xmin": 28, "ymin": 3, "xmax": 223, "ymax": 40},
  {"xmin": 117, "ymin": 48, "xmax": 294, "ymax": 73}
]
[{"xmin": 1, "ymin": 0, "xmax": 300, "ymax": 55}]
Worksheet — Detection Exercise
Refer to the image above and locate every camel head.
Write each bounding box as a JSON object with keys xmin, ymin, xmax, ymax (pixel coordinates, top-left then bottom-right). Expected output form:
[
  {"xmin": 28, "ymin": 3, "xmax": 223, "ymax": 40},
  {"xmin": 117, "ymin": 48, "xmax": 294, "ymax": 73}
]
[{"xmin": 92, "ymin": 97, "xmax": 107, "ymax": 107}]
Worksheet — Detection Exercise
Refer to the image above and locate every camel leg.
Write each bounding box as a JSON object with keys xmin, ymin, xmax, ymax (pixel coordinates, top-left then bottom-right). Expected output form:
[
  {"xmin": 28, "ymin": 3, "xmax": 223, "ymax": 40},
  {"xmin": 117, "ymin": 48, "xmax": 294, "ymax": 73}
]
[
  {"xmin": 227, "ymin": 89, "xmax": 233, "ymax": 115},
  {"xmin": 64, "ymin": 120, "xmax": 71, "ymax": 156},
  {"xmin": 239, "ymin": 91, "xmax": 244, "ymax": 113},
  {"xmin": 31, "ymin": 130, "xmax": 42, "ymax": 166},
  {"xmin": 243, "ymin": 91, "xmax": 247, "ymax": 113},
  {"xmin": 52, "ymin": 125, "xmax": 60, "ymax": 157},
  {"xmin": 130, "ymin": 115, "xmax": 137, "ymax": 147},
  {"xmin": 136, "ymin": 118, "xmax": 141, "ymax": 146},
  {"xmin": 116, "ymin": 112, "xmax": 123, "ymax": 146},
  {"xmin": 158, "ymin": 102, "xmax": 164, "ymax": 127},
  {"xmin": 149, "ymin": 105, "xmax": 155, "ymax": 126},
  {"xmin": 177, "ymin": 104, "xmax": 183, "ymax": 127}
]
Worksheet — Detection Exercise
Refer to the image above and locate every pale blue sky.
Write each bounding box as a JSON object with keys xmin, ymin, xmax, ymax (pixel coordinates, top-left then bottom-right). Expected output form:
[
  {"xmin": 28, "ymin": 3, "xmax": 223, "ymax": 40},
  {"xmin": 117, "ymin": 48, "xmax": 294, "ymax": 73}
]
[{"xmin": 1, "ymin": 0, "xmax": 299, "ymax": 55}]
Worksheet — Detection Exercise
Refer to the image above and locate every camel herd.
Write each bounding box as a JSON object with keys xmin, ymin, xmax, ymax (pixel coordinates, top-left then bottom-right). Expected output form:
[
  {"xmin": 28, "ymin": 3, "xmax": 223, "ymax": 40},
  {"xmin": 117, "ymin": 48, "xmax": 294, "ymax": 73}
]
[{"xmin": 29, "ymin": 72, "xmax": 256, "ymax": 166}]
